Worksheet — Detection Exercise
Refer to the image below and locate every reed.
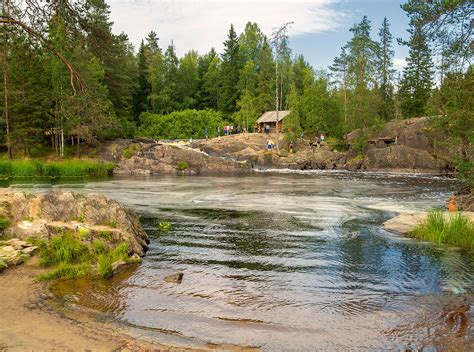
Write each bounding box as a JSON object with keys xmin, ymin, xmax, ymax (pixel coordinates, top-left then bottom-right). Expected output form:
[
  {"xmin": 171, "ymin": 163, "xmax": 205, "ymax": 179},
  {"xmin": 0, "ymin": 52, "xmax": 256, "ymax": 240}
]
[{"xmin": 410, "ymin": 210, "xmax": 474, "ymax": 249}]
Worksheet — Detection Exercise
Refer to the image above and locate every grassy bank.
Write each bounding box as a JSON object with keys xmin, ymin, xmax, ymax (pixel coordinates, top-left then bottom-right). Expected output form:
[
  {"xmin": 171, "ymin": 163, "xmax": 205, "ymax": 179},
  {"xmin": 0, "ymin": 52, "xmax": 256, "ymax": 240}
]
[
  {"xmin": 34, "ymin": 232, "xmax": 139, "ymax": 281},
  {"xmin": 0, "ymin": 160, "xmax": 115, "ymax": 178},
  {"xmin": 410, "ymin": 211, "xmax": 474, "ymax": 249}
]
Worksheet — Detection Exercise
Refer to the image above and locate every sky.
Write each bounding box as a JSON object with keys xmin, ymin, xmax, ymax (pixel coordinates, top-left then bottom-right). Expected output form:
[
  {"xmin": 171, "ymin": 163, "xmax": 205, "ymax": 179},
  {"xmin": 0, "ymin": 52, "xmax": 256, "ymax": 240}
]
[{"xmin": 107, "ymin": 0, "xmax": 411, "ymax": 72}]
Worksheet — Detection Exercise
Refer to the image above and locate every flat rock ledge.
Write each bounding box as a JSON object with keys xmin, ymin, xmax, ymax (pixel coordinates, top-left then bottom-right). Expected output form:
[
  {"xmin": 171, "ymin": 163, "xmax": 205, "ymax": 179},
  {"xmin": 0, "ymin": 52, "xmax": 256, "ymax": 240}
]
[
  {"xmin": 383, "ymin": 211, "xmax": 474, "ymax": 235},
  {"xmin": 0, "ymin": 191, "xmax": 149, "ymax": 257}
]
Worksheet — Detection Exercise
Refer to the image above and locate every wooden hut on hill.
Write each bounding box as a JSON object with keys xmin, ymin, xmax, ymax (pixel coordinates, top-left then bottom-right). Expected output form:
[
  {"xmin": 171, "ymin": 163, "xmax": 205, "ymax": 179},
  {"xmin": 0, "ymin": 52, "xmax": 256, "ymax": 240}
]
[{"xmin": 256, "ymin": 111, "xmax": 290, "ymax": 133}]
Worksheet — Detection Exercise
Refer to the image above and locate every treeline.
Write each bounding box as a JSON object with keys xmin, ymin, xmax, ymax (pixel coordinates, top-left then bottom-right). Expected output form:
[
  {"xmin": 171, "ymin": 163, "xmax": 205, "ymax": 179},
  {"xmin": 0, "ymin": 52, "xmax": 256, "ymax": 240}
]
[{"xmin": 0, "ymin": 0, "xmax": 472, "ymax": 171}]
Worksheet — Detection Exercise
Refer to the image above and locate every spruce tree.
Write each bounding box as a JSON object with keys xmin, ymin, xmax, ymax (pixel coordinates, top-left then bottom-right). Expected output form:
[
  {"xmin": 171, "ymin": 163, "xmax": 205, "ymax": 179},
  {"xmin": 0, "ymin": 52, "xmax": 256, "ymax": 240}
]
[
  {"xmin": 399, "ymin": 25, "xmax": 434, "ymax": 118},
  {"xmin": 377, "ymin": 17, "xmax": 395, "ymax": 120},
  {"xmin": 219, "ymin": 24, "xmax": 243, "ymax": 114}
]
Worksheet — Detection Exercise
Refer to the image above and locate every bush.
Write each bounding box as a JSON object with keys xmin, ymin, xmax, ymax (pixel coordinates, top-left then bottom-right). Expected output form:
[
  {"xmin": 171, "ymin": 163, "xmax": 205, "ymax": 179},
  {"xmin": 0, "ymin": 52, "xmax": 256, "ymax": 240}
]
[
  {"xmin": 138, "ymin": 109, "xmax": 224, "ymax": 140},
  {"xmin": 122, "ymin": 144, "xmax": 140, "ymax": 159},
  {"xmin": 410, "ymin": 210, "xmax": 474, "ymax": 249},
  {"xmin": 176, "ymin": 161, "xmax": 189, "ymax": 171},
  {"xmin": 38, "ymin": 233, "xmax": 90, "ymax": 267},
  {"xmin": 0, "ymin": 216, "xmax": 10, "ymax": 230}
]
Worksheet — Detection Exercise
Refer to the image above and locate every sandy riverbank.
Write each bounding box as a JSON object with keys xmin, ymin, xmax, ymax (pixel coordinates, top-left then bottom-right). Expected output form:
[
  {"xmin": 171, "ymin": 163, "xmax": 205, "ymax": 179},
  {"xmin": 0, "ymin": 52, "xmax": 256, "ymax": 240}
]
[{"xmin": 0, "ymin": 258, "xmax": 176, "ymax": 351}]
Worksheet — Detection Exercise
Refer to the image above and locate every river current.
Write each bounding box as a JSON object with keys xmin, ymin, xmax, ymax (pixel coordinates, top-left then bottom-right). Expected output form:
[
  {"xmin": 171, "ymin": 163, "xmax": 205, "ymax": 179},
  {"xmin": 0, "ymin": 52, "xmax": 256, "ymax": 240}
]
[{"xmin": 9, "ymin": 171, "xmax": 473, "ymax": 350}]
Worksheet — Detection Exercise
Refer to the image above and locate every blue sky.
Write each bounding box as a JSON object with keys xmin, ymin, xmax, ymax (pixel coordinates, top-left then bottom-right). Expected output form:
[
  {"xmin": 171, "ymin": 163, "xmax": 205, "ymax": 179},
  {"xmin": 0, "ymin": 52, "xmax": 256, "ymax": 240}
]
[{"xmin": 108, "ymin": 0, "xmax": 411, "ymax": 72}]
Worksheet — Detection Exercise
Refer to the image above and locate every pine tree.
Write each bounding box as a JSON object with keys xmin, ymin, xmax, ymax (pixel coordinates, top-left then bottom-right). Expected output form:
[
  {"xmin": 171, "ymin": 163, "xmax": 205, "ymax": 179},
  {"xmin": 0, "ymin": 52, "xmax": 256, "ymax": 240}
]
[{"xmin": 399, "ymin": 24, "xmax": 433, "ymax": 118}]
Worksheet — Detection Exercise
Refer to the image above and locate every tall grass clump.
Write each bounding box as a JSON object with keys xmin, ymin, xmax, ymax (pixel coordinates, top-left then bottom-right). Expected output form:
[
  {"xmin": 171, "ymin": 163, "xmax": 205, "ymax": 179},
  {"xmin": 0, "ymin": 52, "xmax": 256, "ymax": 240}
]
[
  {"xmin": 410, "ymin": 210, "xmax": 474, "ymax": 249},
  {"xmin": 36, "ymin": 233, "xmax": 133, "ymax": 281},
  {"xmin": 0, "ymin": 160, "xmax": 115, "ymax": 178}
]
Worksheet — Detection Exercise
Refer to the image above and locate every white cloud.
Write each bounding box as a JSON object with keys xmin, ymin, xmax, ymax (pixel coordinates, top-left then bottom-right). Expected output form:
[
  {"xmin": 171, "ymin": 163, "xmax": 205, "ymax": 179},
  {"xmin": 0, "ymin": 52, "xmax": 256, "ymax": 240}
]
[
  {"xmin": 107, "ymin": 0, "xmax": 346, "ymax": 55},
  {"xmin": 393, "ymin": 57, "xmax": 406, "ymax": 71}
]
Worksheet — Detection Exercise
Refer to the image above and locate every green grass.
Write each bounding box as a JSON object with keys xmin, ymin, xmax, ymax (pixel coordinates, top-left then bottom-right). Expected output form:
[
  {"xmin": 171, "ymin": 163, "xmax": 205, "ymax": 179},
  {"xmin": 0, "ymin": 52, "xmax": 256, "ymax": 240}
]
[
  {"xmin": 410, "ymin": 210, "xmax": 474, "ymax": 249},
  {"xmin": 0, "ymin": 216, "xmax": 10, "ymax": 230},
  {"xmin": 0, "ymin": 160, "xmax": 115, "ymax": 178},
  {"xmin": 36, "ymin": 232, "xmax": 133, "ymax": 281}
]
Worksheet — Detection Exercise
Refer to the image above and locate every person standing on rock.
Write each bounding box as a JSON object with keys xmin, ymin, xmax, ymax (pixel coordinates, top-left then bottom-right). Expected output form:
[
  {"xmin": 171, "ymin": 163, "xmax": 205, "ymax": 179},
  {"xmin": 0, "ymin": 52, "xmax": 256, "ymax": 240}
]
[{"xmin": 205, "ymin": 129, "xmax": 209, "ymax": 140}]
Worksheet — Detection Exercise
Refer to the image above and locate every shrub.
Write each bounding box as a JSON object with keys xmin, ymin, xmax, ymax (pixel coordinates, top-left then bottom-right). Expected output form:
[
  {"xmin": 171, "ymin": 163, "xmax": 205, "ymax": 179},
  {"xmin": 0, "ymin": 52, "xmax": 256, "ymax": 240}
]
[
  {"xmin": 410, "ymin": 210, "xmax": 474, "ymax": 249},
  {"xmin": 138, "ymin": 109, "xmax": 224, "ymax": 140},
  {"xmin": 176, "ymin": 161, "xmax": 189, "ymax": 171},
  {"xmin": 0, "ymin": 216, "xmax": 10, "ymax": 230},
  {"xmin": 122, "ymin": 144, "xmax": 140, "ymax": 159}
]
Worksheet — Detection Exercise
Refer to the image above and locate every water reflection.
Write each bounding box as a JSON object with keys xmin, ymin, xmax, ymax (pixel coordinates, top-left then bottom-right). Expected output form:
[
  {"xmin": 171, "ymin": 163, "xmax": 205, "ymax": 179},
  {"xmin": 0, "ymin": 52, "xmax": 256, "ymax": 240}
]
[{"xmin": 8, "ymin": 172, "xmax": 473, "ymax": 350}]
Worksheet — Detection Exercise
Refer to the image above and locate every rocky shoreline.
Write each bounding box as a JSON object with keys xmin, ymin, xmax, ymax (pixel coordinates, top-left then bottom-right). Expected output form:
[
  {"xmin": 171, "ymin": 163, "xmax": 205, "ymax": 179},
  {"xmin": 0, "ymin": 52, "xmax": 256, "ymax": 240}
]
[{"xmin": 100, "ymin": 117, "xmax": 463, "ymax": 176}]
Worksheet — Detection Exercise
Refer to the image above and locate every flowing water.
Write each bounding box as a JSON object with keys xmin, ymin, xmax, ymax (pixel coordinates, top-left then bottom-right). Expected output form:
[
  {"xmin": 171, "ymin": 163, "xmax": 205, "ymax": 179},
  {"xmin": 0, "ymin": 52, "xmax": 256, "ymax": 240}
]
[{"xmin": 9, "ymin": 171, "xmax": 474, "ymax": 350}]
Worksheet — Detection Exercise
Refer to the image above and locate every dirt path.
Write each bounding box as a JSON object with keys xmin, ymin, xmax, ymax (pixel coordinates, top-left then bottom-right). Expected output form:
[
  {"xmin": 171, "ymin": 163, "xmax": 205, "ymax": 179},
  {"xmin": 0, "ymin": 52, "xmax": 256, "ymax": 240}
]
[{"xmin": 0, "ymin": 258, "xmax": 192, "ymax": 351}]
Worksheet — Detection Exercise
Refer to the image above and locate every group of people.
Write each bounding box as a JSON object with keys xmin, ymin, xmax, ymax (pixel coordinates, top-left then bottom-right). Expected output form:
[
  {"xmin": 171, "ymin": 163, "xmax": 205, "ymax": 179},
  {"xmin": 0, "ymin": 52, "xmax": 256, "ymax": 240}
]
[{"xmin": 221, "ymin": 125, "xmax": 242, "ymax": 136}]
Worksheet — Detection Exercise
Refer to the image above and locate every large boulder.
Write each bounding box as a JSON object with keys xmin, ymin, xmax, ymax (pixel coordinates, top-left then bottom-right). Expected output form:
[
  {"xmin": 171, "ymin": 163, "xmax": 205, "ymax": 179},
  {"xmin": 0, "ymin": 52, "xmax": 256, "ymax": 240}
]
[
  {"xmin": 114, "ymin": 144, "xmax": 252, "ymax": 176},
  {"xmin": 3, "ymin": 191, "xmax": 149, "ymax": 256},
  {"xmin": 363, "ymin": 145, "xmax": 448, "ymax": 172}
]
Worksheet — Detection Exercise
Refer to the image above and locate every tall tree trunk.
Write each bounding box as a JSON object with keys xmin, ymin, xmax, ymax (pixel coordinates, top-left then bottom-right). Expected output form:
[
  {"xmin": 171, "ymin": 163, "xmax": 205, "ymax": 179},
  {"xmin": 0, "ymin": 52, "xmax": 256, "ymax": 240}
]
[
  {"xmin": 76, "ymin": 124, "xmax": 81, "ymax": 158},
  {"xmin": 3, "ymin": 61, "xmax": 12, "ymax": 159},
  {"xmin": 275, "ymin": 53, "xmax": 280, "ymax": 151}
]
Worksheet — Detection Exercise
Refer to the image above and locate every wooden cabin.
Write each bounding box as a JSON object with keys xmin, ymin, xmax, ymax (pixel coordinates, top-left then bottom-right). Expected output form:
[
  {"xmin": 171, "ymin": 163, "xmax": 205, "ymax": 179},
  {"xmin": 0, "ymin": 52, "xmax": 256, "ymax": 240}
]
[{"xmin": 256, "ymin": 111, "xmax": 291, "ymax": 133}]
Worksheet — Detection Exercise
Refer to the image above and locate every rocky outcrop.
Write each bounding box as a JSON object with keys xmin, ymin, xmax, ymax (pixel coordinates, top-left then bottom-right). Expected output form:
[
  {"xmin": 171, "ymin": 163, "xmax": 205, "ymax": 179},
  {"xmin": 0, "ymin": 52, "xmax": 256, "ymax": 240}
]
[
  {"xmin": 456, "ymin": 193, "xmax": 474, "ymax": 212},
  {"xmin": 101, "ymin": 140, "xmax": 252, "ymax": 176},
  {"xmin": 346, "ymin": 117, "xmax": 456, "ymax": 173},
  {"xmin": 363, "ymin": 145, "xmax": 448, "ymax": 173},
  {"xmin": 0, "ymin": 191, "xmax": 149, "ymax": 257}
]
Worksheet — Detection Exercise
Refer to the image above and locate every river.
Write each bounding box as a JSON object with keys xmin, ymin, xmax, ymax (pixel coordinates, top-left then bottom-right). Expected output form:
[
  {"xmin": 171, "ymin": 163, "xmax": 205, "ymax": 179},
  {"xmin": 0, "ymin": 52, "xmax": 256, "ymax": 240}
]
[{"xmin": 9, "ymin": 171, "xmax": 474, "ymax": 350}]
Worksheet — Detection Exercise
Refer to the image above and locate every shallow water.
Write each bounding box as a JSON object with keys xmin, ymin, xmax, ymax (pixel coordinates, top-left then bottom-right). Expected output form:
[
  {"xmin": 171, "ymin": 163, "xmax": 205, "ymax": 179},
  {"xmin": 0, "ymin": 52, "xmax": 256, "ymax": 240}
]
[{"xmin": 10, "ymin": 171, "xmax": 474, "ymax": 350}]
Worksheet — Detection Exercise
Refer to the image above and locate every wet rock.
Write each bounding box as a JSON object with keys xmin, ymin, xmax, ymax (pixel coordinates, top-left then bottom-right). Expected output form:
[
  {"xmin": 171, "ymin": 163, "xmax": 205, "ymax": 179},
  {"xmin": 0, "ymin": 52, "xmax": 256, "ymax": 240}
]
[
  {"xmin": 21, "ymin": 246, "xmax": 38, "ymax": 255},
  {"xmin": 111, "ymin": 260, "xmax": 128, "ymax": 274},
  {"xmin": 164, "ymin": 272, "xmax": 183, "ymax": 284}
]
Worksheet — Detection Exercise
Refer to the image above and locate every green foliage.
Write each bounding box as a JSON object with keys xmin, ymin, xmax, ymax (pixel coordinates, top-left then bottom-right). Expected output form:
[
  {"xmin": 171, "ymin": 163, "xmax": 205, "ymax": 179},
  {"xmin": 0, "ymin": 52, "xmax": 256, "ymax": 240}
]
[
  {"xmin": 353, "ymin": 134, "xmax": 368, "ymax": 153},
  {"xmin": 97, "ymin": 242, "xmax": 129, "ymax": 279},
  {"xmin": 399, "ymin": 24, "xmax": 433, "ymax": 118},
  {"xmin": 38, "ymin": 233, "xmax": 90, "ymax": 267},
  {"xmin": 98, "ymin": 230, "xmax": 114, "ymax": 241},
  {"xmin": 326, "ymin": 137, "xmax": 348, "ymax": 152},
  {"xmin": 138, "ymin": 109, "xmax": 224, "ymax": 139},
  {"xmin": 176, "ymin": 161, "xmax": 189, "ymax": 171},
  {"xmin": 0, "ymin": 216, "xmax": 10, "ymax": 230},
  {"xmin": 122, "ymin": 144, "xmax": 140, "ymax": 159},
  {"xmin": 36, "ymin": 230, "xmax": 133, "ymax": 281},
  {"xmin": 37, "ymin": 263, "xmax": 91, "ymax": 282},
  {"xmin": 410, "ymin": 210, "xmax": 474, "ymax": 249},
  {"xmin": 0, "ymin": 160, "xmax": 115, "ymax": 178},
  {"xmin": 159, "ymin": 221, "xmax": 173, "ymax": 232}
]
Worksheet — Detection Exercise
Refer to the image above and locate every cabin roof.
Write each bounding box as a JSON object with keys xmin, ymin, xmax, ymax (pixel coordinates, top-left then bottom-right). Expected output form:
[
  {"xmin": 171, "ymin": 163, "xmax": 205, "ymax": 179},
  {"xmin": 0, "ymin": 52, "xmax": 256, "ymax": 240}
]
[{"xmin": 257, "ymin": 110, "xmax": 291, "ymax": 124}]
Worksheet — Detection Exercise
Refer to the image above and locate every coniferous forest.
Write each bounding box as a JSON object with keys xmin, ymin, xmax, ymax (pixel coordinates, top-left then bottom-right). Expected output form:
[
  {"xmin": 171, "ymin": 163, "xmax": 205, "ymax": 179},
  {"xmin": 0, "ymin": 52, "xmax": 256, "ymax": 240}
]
[{"xmin": 0, "ymin": 0, "xmax": 472, "ymax": 172}]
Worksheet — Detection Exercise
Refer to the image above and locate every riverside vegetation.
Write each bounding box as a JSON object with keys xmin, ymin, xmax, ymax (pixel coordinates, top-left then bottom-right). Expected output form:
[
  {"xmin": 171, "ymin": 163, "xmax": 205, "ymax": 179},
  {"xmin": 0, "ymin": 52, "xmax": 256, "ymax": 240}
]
[
  {"xmin": 410, "ymin": 211, "xmax": 474, "ymax": 250},
  {"xmin": 0, "ymin": 160, "xmax": 115, "ymax": 179},
  {"xmin": 33, "ymin": 232, "xmax": 140, "ymax": 281}
]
